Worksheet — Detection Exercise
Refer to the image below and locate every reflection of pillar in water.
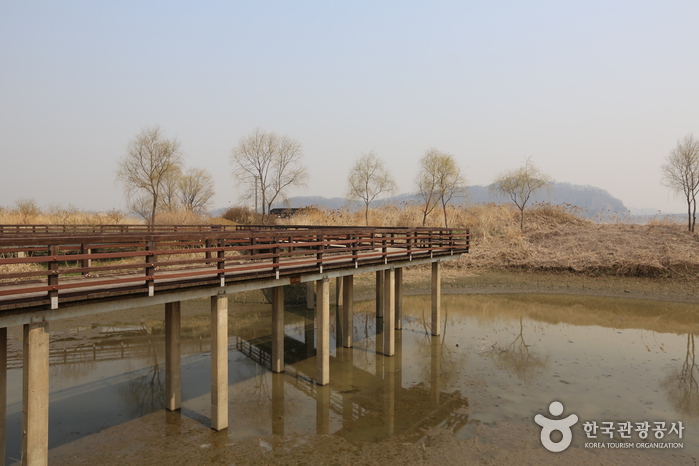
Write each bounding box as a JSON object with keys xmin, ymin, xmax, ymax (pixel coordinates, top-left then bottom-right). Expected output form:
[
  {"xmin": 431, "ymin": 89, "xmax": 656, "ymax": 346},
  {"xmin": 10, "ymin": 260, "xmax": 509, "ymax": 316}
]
[
  {"xmin": 165, "ymin": 409, "xmax": 181, "ymax": 438},
  {"xmin": 0, "ymin": 327, "xmax": 5, "ymax": 463},
  {"xmin": 23, "ymin": 321, "xmax": 49, "ymax": 465},
  {"xmin": 316, "ymin": 278, "xmax": 330, "ymax": 386},
  {"xmin": 316, "ymin": 384, "xmax": 330, "ymax": 434},
  {"xmin": 430, "ymin": 335, "xmax": 442, "ymax": 406},
  {"xmin": 272, "ymin": 286, "xmax": 285, "ymax": 373},
  {"xmin": 342, "ymin": 275, "xmax": 354, "ymax": 348},
  {"xmin": 165, "ymin": 301, "xmax": 181, "ymax": 411},
  {"xmin": 211, "ymin": 293, "xmax": 229, "ymax": 431},
  {"xmin": 384, "ymin": 348, "xmax": 396, "ymax": 436},
  {"xmin": 272, "ymin": 372, "xmax": 285, "ymax": 435},
  {"xmin": 396, "ymin": 330, "xmax": 403, "ymax": 390},
  {"xmin": 431, "ymin": 262, "xmax": 441, "ymax": 336},
  {"xmin": 375, "ymin": 331, "xmax": 384, "ymax": 379},
  {"xmin": 339, "ymin": 347, "xmax": 355, "ymax": 429}
]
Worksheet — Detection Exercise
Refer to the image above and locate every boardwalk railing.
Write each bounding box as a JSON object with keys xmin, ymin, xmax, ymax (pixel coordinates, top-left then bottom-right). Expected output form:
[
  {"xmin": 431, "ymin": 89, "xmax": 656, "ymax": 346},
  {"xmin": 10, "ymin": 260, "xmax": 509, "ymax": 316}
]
[{"xmin": 0, "ymin": 226, "xmax": 469, "ymax": 311}]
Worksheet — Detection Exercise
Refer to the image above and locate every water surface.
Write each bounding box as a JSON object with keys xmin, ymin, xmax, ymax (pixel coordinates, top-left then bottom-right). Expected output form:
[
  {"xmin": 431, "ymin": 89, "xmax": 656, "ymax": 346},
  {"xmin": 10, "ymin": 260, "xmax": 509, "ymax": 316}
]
[{"xmin": 5, "ymin": 292, "xmax": 699, "ymax": 463}]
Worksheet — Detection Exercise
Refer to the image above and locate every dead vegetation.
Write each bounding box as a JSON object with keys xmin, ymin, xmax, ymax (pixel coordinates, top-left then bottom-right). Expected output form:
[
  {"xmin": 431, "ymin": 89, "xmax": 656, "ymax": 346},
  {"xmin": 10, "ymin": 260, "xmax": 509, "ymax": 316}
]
[
  {"xmin": 283, "ymin": 202, "xmax": 699, "ymax": 280},
  {"xmin": 2, "ymin": 201, "xmax": 698, "ymax": 281}
]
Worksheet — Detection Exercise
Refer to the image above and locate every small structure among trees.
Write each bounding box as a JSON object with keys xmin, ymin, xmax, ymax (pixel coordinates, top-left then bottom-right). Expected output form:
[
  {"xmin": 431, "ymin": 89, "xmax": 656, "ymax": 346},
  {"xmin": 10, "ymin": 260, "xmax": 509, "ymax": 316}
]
[{"xmin": 230, "ymin": 128, "xmax": 308, "ymax": 224}]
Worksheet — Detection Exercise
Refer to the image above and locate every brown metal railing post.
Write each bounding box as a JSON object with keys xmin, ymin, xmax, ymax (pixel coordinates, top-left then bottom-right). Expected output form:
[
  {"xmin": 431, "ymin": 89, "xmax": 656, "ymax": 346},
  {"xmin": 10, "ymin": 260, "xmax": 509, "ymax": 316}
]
[
  {"xmin": 317, "ymin": 234, "xmax": 324, "ymax": 273},
  {"xmin": 382, "ymin": 234, "xmax": 387, "ymax": 264},
  {"xmin": 81, "ymin": 243, "xmax": 91, "ymax": 276},
  {"xmin": 48, "ymin": 245, "xmax": 59, "ymax": 309},
  {"xmin": 250, "ymin": 236, "xmax": 256, "ymax": 259},
  {"xmin": 146, "ymin": 241, "xmax": 156, "ymax": 296},
  {"xmin": 217, "ymin": 239, "xmax": 226, "ymax": 287},
  {"xmin": 273, "ymin": 236, "xmax": 280, "ymax": 279},
  {"xmin": 351, "ymin": 234, "xmax": 358, "ymax": 268},
  {"xmin": 205, "ymin": 239, "xmax": 213, "ymax": 263}
]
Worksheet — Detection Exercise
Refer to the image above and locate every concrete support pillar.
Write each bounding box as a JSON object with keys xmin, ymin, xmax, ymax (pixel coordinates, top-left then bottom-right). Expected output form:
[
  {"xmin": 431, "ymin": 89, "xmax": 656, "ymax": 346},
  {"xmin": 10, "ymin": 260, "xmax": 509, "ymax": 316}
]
[
  {"xmin": 341, "ymin": 275, "xmax": 354, "ymax": 348},
  {"xmin": 335, "ymin": 277, "xmax": 343, "ymax": 307},
  {"xmin": 165, "ymin": 301, "xmax": 181, "ymax": 411},
  {"xmin": 211, "ymin": 294, "xmax": 228, "ymax": 431},
  {"xmin": 375, "ymin": 271, "xmax": 384, "ymax": 318},
  {"xmin": 272, "ymin": 286, "xmax": 285, "ymax": 373},
  {"xmin": 431, "ymin": 261, "xmax": 441, "ymax": 336},
  {"xmin": 334, "ymin": 277, "xmax": 344, "ymax": 346},
  {"xmin": 395, "ymin": 268, "xmax": 403, "ymax": 330},
  {"xmin": 0, "ymin": 327, "xmax": 6, "ymax": 464},
  {"xmin": 383, "ymin": 268, "xmax": 395, "ymax": 357},
  {"xmin": 316, "ymin": 278, "xmax": 330, "ymax": 386},
  {"xmin": 306, "ymin": 282, "xmax": 315, "ymax": 310},
  {"xmin": 22, "ymin": 321, "xmax": 49, "ymax": 466}
]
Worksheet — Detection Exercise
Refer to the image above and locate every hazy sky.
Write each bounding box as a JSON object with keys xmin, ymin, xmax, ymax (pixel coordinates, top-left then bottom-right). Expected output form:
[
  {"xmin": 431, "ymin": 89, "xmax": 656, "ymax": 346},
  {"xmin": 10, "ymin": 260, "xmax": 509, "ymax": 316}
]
[{"xmin": 2, "ymin": 1, "xmax": 698, "ymax": 214}]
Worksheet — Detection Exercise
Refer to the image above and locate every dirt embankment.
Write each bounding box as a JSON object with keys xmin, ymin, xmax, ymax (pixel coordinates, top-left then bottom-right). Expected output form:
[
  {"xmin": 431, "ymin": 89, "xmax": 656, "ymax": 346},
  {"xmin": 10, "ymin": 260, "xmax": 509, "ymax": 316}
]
[{"xmin": 442, "ymin": 203, "xmax": 699, "ymax": 284}]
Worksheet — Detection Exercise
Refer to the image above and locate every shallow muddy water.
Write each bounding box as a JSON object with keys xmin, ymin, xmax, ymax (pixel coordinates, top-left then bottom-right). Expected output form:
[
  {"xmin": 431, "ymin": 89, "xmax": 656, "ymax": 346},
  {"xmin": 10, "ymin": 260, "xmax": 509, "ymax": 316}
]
[{"xmin": 5, "ymin": 292, "xmax": 699, "ymax": 463}]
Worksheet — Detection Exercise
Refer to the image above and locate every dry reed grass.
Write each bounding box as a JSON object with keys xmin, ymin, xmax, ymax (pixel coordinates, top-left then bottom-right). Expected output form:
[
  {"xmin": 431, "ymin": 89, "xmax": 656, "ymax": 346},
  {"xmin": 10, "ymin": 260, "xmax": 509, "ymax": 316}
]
[
  {"xmin": 284, "ymin": 202, "xmax": 699, "ymax": 279},
  {"xmin": 0, "ymin": 206, "xmax": 135, "ymax": 225},
  {"xmin": 2, "ymin": 201, "xmax": 698, "ymax": 281}
]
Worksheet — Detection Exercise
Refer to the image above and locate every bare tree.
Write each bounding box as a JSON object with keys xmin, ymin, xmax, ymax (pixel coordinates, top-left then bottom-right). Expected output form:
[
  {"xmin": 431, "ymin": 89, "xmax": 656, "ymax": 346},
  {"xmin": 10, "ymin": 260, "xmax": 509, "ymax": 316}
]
[
  {"xmin": 230, "ymin": 129, "xmax": 308, "ymax": 223},
  {"xmin": 15, "ymin": 198, "xmax": 40, "ymax": 224},
  {"xmin": 416, "ymin": 149, "xmax": 466, "ymax": 227},
  {"xmin": 159, "ymin": 167, "xmax": 182, "ymax": 213},
  {"xmin": 128, "ymin": 194, "xmax": 154, "ymax": 222},
  {"xmin": 492, "ymin": 158, "xmax": 552, "ymax": 231},
  {"xmin": 347, "ymin": 151, "xmax": 397, "ymax": 226},
  {"xmin": 178, "ymin": 167, "xmax": 215, "ymax": 215},
  {"xmin": 662, "ymin": 134, "xmax": 699, "ymax": 232},
  {"xmin": 116, "ymin": 126, "xmax": 183, "ymax": 224}
]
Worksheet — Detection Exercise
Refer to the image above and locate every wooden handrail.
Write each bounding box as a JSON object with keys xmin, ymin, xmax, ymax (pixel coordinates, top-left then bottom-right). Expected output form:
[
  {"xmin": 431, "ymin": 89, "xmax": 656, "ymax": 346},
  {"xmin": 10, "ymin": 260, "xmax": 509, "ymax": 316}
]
[{"xmin": 0, "ymin": 225, "xmax": 469, "ymax": 311}]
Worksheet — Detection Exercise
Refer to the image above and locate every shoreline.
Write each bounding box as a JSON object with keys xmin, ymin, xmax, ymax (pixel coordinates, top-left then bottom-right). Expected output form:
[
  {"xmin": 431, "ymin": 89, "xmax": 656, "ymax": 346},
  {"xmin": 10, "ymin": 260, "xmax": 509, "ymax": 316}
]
[{"xmin": 360, "ymin": 267, "xmax": 699, "ymax": 305}]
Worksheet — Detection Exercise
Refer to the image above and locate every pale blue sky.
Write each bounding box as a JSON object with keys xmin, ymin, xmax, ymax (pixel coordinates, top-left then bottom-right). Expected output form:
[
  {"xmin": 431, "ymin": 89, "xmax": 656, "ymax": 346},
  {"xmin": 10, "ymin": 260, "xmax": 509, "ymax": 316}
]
[{"xmin": 1, "ymin": 1, "xmax": 698, "ymax": 214}]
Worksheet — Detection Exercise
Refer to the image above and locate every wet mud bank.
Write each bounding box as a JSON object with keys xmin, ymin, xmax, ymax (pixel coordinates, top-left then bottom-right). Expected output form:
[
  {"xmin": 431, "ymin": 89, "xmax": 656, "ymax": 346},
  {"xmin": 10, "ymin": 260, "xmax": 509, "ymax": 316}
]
[{"xmin": 6, "ymin": 270, "xmax": 699, "ymax": 465}]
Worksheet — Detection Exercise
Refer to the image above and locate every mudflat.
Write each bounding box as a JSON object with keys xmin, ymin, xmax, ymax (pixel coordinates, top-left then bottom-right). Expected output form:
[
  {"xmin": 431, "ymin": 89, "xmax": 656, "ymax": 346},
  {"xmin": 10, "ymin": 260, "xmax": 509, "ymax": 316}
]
[{"xmin": 12, "ymin": 268, "xmax": 692, "ymax": 465}]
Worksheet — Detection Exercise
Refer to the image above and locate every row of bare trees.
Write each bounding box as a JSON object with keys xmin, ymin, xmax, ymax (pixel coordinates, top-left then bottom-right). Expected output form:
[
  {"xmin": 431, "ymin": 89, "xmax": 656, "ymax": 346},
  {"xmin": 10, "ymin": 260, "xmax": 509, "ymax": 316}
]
[
  {"xmin": 116, "ymin": 126, "xmax": 215, "ymax": 224},
  {"xmin": 116, "ymin": 126, "xmax": 557, "ymax": 229}
]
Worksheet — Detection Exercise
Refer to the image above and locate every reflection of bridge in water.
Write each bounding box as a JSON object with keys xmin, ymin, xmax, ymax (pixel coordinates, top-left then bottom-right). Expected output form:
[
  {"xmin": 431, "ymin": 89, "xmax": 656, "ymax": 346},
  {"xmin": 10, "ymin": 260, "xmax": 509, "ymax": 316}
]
[
  {"xmin": 2, "ymin": 314, "xmax": 469, "ymax": 460},
  {"xmin": 236, "ymin": 320, "xmax": 470, "ymax": 442}
]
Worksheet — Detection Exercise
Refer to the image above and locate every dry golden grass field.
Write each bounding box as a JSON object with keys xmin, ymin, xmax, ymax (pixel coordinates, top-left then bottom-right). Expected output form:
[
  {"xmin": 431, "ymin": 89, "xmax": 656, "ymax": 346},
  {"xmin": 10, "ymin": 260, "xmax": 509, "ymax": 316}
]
[
  {"xmin": 2, "ymin": 202, "xmax": 698, "ymax": 285},
  {"xmin": 287, "ymin": 202, "xmax": 699, "ymax": 281}
]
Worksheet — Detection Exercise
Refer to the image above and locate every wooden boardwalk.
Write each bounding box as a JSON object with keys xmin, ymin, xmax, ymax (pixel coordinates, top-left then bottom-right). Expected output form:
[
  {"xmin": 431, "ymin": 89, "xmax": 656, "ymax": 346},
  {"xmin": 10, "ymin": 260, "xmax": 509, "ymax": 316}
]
[
  {"xmin": 0, "ymin": 225, "xmax": 468, "ymax": 315},
  {"xmin": 0, "ymin": 224, "xmax": 469, "ymax": 465}
]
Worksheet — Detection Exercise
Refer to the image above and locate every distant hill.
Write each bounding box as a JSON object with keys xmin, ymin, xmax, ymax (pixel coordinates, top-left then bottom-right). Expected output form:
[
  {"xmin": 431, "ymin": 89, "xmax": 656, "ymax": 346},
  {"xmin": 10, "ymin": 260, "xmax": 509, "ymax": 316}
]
[{"xmin": 269, "ymin": 182, "xmax": 629, "ymax": 217}]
